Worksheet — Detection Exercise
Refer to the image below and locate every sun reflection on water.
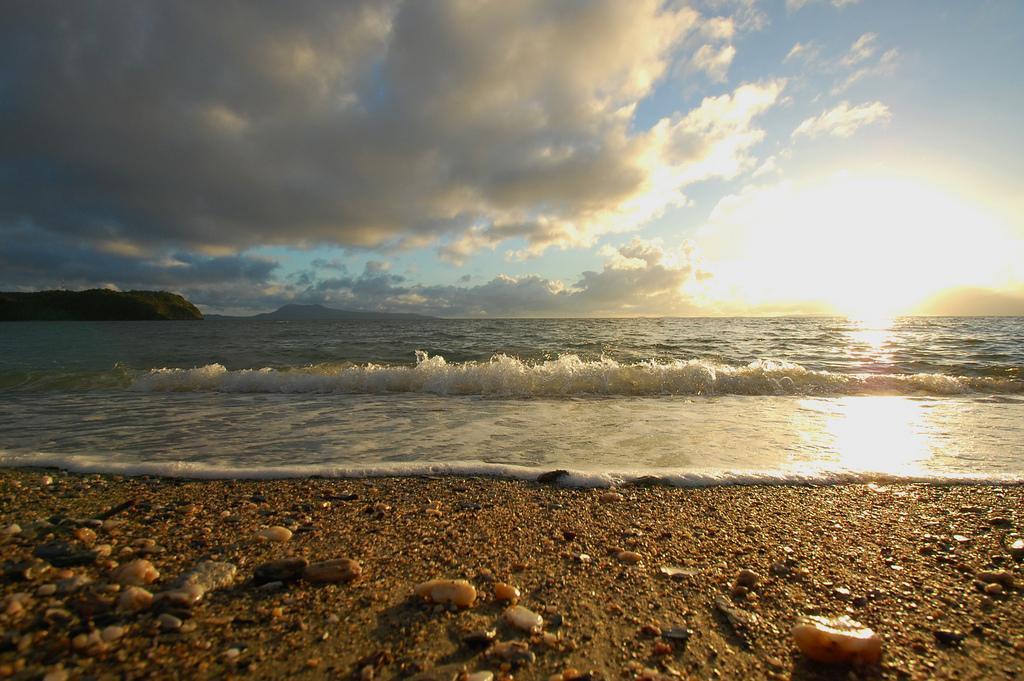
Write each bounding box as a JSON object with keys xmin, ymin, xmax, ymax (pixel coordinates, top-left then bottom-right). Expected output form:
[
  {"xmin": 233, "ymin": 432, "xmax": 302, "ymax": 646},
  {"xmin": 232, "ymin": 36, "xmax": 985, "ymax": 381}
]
[{"xmin": 800, "ymin": 396, "xmax": 938, "ymax": 476}]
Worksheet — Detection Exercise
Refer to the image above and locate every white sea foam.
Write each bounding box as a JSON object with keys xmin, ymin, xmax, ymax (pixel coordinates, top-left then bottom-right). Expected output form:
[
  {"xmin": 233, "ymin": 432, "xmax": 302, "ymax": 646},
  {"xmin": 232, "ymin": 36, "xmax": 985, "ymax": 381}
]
[
  {"xmin": 130, "ymin": 352, "xmax": 1020, "ymax": 397},
  {"xmin": 1, "ymin": 451, "xmax": 1020, "ymax": 487}
]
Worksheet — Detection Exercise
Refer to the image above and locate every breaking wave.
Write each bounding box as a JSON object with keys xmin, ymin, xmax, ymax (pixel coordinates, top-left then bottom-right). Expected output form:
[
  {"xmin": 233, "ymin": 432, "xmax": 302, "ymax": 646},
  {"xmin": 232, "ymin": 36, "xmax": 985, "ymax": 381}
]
[{"xmin": 130, "ymin": 352, "xmax": 1021, "ymax": 397}]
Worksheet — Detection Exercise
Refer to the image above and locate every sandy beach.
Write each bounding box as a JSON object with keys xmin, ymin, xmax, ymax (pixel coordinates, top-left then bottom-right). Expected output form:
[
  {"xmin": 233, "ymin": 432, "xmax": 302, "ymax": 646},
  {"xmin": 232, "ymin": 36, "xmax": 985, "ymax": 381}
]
[{"xmin": 0, "ymin": 468, "xmax": 1021, "ymax": 680}]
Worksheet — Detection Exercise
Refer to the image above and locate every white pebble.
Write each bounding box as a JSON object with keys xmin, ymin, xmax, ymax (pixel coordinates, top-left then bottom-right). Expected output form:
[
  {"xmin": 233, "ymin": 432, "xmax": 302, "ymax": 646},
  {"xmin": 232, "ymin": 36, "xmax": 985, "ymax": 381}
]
[
  {"xmin": 502, "ymin": 604, "xmax": 544, "ymax": 631},
  {"xmin": 256, "ymin": 526, "xmax": 292, "ymax": 542}
]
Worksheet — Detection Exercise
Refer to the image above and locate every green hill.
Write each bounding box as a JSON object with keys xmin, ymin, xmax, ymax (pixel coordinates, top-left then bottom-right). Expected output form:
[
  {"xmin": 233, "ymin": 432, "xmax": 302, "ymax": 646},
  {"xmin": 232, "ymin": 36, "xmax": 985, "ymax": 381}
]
[{"xmin": 0, "ymin": 289, "xmax": 203, "ymax": 321}]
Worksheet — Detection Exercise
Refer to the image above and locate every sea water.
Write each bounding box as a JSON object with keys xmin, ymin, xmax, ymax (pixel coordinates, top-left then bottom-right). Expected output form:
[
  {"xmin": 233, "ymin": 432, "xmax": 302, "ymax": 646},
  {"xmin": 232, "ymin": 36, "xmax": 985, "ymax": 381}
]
[{"xmin": 0, "ymin": 316, "xmax": 1021, "ymax": 485}]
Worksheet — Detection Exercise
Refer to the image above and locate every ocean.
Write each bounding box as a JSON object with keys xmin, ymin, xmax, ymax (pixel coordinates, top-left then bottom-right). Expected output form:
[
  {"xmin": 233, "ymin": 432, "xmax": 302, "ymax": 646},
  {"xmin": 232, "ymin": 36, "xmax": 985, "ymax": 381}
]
[{"xmin": 0, "ymin": 316, "xmax": 1021, "ymax": 485}]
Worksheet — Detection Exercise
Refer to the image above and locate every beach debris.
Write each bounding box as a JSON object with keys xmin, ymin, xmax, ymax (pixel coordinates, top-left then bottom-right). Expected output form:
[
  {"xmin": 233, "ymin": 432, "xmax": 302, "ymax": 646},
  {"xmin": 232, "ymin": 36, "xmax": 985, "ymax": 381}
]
[
  {"xmin": 303, "ymin": 558, "xmax": 361, "ymax": 583},
  {"xmin": 158, "ymin": 561, "xmax": 236, "ymax": 607},
  {"xmin": 792, "ymin": 615, "xmax": 882, "ymax": 665},
  {"xmin": 599, "ymin": 491, "xmax": 624, "ymax": 503},
  {"xmin": 34, "ymin": 541, "xmax": 98, "ymax": 567},
  {"xmin": 117, "ymin": 586, "xmax": 153, "ymax": 612},
  {"xmin": 502, "ymin": 605, "xmax": 544, "ymax": 631},
  {"xmin": 110, "ymin": 559, "xmax": 160, "ymax": 586},
  {"xmin": 493, "ymin": 582, "xmax": 520, "ymax": 602},
  {"xmin": 660, "ymin": 565, "xmax": 696, "ymax": 579},
  {"xmin": 978, "ymin": 570, "xmax": 1015, "ymax": 589},
  {"xmin": 537, "ymin": 470, "xmax": 569, "ymax": 484},
  {"xmin": 463, "ymin": 628, "xmax": 497, "ymax": 649},
  {"xmin": 414, "ymin": 578, "xmax": 476, "ymax": 607},
  {"xmin": 489, "ymin": 640, "xmax": 536, "ymax": 665},
  {"xmin": 254, "ymin": 557, "xmax": 308, "ymax": 584},
  {"xmin": 661, "ymin": 627, "xmax": 691, "ymax": 644},
  {"xmin": 616, "ymin": 550, "xmax": 642, "ymax": 564},
  {"xmin": 256, "ymin": 526, "xmax": 292, "ymax": 542},
  {"xmin": 714, "ymin": 595, "xmax": 760, "ymax": 640}
]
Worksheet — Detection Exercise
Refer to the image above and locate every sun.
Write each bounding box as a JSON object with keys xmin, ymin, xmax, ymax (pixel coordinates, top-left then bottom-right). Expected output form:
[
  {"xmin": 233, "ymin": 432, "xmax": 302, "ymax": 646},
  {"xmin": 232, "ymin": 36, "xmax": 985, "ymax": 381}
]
[{"xmin": 695, "ymin": 172, "xmax": 1017, "ymax": 317}]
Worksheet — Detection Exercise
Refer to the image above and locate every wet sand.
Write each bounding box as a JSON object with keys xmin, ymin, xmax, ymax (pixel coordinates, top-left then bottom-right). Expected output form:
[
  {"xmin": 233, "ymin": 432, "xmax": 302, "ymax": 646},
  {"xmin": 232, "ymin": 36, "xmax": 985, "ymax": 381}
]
[{"xmin": 0, "ymin": 468, "xmax": 1021, "ymax": 680}]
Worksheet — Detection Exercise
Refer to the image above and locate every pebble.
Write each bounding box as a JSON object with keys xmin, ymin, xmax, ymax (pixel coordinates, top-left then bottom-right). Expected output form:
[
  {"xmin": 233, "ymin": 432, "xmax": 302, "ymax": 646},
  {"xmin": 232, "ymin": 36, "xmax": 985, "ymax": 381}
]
[
  {"xmin": 161, "ymin": 561, "xmax": 237, "ymax": 607},
  {"xmin": 599, "ymin": 491, "xmax": 624, "ymax": 503},
  {"xmin": 256, "ymin": 526, "xmax": 292, "ymax": 542},
  {"xmin": 303, "ymin": 558, "xmax": 361, "ymax": 584},
  {"xmin": 42, "ymin": 670, "xmax": 68, "ymax": 681},
  {"xmin": 502, "ymin": 604, "xmax": 544, "ymax": 631},
  {"xmin": 1, "ymin": 523, "xmax": 20, "ymax": 536},
  {"xmin": 984, "ymin": 583, "xmax": 1004, "ymax": 596},
  {"xmin": 978, "ymin": 570, "xmax": 1015, "ymax": 588},
  {"xmin": 616, "ymin": 551, "xmax": 642, "ymax": 564},
  {"xmin": 34, "ymin": 541, "xmax": 98, "ymax": 567},
  {"xmin": 660, "ymin": 565, "xmax": 697, "ymax": 578},
  {"xmin": 463, "ymin": 673, "xmax": 494, "ymax": 681},
  {"xmin": 100, "ymin": 625, "xmax": 125, "ymax": 642},
  {"xmin": 117, "ymin": 586, "xmax": 154, "ymax": 612},
  {"xmin": 735, "ymin": 568, "xmax": 761, "ymax": 588},
  {"xmin": 661, "ymin": 627, "xmax": 691, "ymax": 643},
  {"xmin": 36, "ymin": 584, "xmax": 57, "ymax": 597},
  {"xmin": 792, "ymin": 615, "xmax": 882, "ymax": 665},
  {"xmin": 414, "ymin": 578, "xmax": 476, "ymax": 607},
  {"xmin": 157, "ymin": 613, "xmax": 183, "ymax": 632},
  {"xmin": 990, "ymin": 516, "xmax": 1013, "ymax": 528},
  {"xmin": 463, "ymin": 628, "xmax": 497, "ymax": 649},
  {"xmin": 934, "ymin": 629, "xmax": 966, "ymax": 645},
  {"xmin": 493, "ymin": 582, "xmax": 520, "ymax": 602},
  {"xmin": 74, "ymin": 527, "xmax": 97, "ymax": 545},
  {"xmin": 110, "ymin": 559, "xmax": 160, "ymax": 586},
  {"xmin": 254, "ymin": 557, "xmax": 308, "ymax": 584},
  {"xmin": 489, "ymin": 640, "xmax": 536, "ymax": 665}
]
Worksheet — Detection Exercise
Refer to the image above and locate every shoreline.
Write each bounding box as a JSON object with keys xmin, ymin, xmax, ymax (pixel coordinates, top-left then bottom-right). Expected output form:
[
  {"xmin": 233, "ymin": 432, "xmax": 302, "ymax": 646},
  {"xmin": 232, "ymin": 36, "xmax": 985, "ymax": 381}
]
[{"xmin": 0, "ymin": 468, "xmax": 1021, "ymax": 679}]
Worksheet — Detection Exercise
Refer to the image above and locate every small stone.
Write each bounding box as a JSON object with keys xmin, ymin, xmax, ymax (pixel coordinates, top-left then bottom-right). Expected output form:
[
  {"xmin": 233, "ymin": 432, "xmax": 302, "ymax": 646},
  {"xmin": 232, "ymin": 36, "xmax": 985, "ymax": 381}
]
[
  {"xmin": 833, "ymin": 587, "xmax": 852, "ymax": 600},
  {"xmin": 254, "ymin": 557, "xmax": 308, "ymax": 584},
  {"xmin": 2, "ymin": 523, "xmax": 21, "ymax": 536},
  {"xmin": 41, "ymin": 475, "xmax": 53, "ymax": 485},
  {"xmin": 653, "ymin": 641, "xmax": 673, "ymax": 656},
  {"xmin": 494, "ymin": 582, "xmax": 520, "ymax": 602},
  {"xmin": 616, "ymin": 551, "xmax": 642, "ymax": 564},
  {"xmin": 489, "ymin": 640, "xmax": 536, "ymax": 665},
  {"xmin": 74, "ymin": 527, "xmax": 97, "ymax": 545},
  {"xmin": 660, "ymin": 565, "xmax": 696, "ymax": 579},
  {"xmin": 159, "ymin": 560, "xmax": 237, "ymax": 607},
  {"xmin": 111, "ymin": 559, "xmax": 160, "ymax": 586},
  {"xmin": 503, "ymin": 604, "xmax": 544, "ymax": 631},
  {"xmin": 599, "ymin": 491, "xmax": 624, "ymax": 503},
  {"xmin": 101, "ymin": 625, "xmax": 125, "ymax": 642},
  {"xmin": 661, "ymin": 627, "xmax": 691, "ymax": 643},
  {"xmin": 984, "ymin": 583, "xmax": 1004, "ymax": 595},
  {"xmin": 978, "ymin": 570, "xmax": 1015, "ymax": 588},
  {"xmin": 934, "ymin": 629, "xmax": 965, "ymax": 645},
  {"xmin": 302, "ymin": 558, "xmax": 361, "ymax": 584},
  {"xmin": 640, "ymin": 623, "xmax": 661, "ymax": 637},
  {"xmin": 117, "ymin": 586, "xmax": 153, "ymax": 612},
  {"xmin": 792, "ymin": 615, "xmax": 882, "ymax": 665},
  {"xmin": 730, "ymin": 584, "xmax": 749, "ymax": 598},
  {"xmin": 574, "ymin": 553, "xmax": 591, "ymax": 564},
  {"xmin": 735, "ymin": 569, "xmax": 761, "ymax": 588},
  {"xmin": 464, "ymin": 672, "xmax": 494, "ymax": 681},
  {"xmin": 990, "ymin": 516, "xmax": 1013, "ymax": 528},
  {"xmin": 256, "ymin": 526, "xmax": 292, "ymax": 542},
  {"xmin": 1009, "ymin": 538, "xmax": 1024, "ymax": 558},
  {"xmin": 463, "ymin": 628, "xmax": 497, "ymax": 649},
  {"xmin": 34, "ymin": 541, "xmax": 97, "ymax": 567},
  {"xmin": 157, "ymin": 612, "xmax": 183, "ymax": 632},
  {"xmin": 36, "ymin": 584, "xmax": 57, "ymax": 597},
  {"xmin": 414, "ymin": 578, "xmax": 476, "ymax": 607},
  {"xmin": 42, "ymin": 669, "xmax": 68, "ymax": 681}
]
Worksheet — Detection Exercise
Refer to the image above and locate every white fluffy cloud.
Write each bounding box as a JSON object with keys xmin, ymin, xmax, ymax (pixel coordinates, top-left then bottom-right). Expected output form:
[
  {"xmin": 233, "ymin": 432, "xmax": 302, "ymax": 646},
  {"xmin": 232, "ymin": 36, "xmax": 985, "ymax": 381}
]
[{"xmin": 792, "ymin": 101, "xmax": 892, "ymax": 138}]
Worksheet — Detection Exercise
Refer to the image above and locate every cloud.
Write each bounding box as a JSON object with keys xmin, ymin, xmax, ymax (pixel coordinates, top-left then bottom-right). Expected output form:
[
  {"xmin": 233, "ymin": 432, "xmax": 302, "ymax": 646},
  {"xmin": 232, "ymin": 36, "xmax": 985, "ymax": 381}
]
[
  {"xmin": 266, "ymin": 239, "xmax": 708, "ymax": 317},
  {"xmin": 792, "ymin": 101, "xmax": 891, "ymax": 138},
  {"xmin": 786, "ymin": 0, "xmax": 861, "ymax": 12},
  {"xmin": 0, "ymin": 1, "xmax": 784, "ymax": 264},
  {"xmin": 914, "ymin": 287, "xmax": 1024, "ymax": 316},
  {"xmin": 688, "ymin": 44, "xmax": 738, "ymax": 82},
  {"xmin": 840, "ymin": 33, "xmax": 878, "ymax": 67},
  {"xmin": 784, "ymin": 41, "xmax": 823, "ymax": 65}
]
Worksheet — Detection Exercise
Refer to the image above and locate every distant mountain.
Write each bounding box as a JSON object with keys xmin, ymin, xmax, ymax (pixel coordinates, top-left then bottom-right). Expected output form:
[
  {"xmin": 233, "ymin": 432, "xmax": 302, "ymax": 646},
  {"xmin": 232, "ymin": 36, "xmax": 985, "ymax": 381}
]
[
  {"xmin": 0, "ymin": 289, "xmax": 203, "ymax": 321},
  {"xmin": 206, "ymin": 303, "xmax": 437, "ymax": 321}
]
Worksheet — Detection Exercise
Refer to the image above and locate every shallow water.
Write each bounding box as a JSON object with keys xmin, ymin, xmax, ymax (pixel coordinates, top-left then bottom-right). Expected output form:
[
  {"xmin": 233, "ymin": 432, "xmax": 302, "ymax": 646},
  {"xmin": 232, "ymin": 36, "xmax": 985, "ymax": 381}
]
[{"xmin": 0, "ymin": 317, "xmax": 1021, "ymax": 484}]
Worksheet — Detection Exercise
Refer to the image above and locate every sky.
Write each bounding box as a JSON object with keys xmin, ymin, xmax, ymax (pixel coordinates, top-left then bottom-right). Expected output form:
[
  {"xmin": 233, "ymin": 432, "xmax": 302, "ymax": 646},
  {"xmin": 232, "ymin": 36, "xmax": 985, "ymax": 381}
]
[{"xmin": 1, "ymin": 0, "xmax": 1022, "ymax": 317}]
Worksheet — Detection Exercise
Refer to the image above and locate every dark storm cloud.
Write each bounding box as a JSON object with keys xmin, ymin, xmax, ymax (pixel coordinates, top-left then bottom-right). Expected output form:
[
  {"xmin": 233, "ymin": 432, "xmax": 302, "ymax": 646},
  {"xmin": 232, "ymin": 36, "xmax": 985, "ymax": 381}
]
[{"xmin": 0, "ymin": 1, "xmax": 777, "ymax": 259}]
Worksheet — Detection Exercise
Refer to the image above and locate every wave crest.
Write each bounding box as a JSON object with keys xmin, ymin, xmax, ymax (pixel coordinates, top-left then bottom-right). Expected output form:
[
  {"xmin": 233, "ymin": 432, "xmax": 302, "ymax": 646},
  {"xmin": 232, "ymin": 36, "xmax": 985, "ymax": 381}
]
[{"xmin": 130, "ymin": 352, "xmax": 1022, "ymax": 397}]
